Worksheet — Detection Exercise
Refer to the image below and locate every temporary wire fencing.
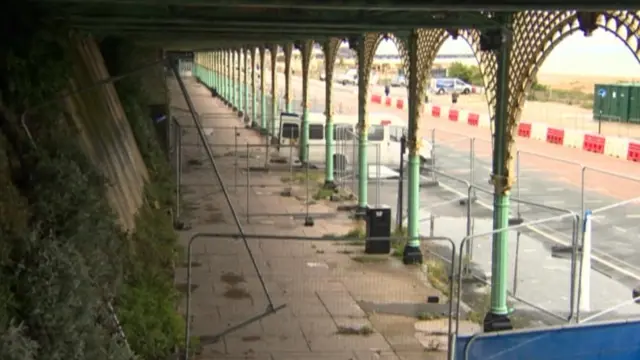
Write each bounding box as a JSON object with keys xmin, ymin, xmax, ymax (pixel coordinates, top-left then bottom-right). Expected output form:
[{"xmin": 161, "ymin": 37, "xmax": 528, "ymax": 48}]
[
  {"xmin": 176, "ymin": 70, "xmax": 462, "ymax": 359},
  {"xmin": 183, "ymin": 66, "xmax": 640, "ymax": 360}
]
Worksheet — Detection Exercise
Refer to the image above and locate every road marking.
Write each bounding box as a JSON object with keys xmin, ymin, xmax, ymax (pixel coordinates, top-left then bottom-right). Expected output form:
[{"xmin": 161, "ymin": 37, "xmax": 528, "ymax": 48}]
[
  {"xmin": 547, "ymin": 187, "xmax": 564, "ymax": 192},
  {"xmin": 626, "ymin": 214, "xmax": 640, "ymax": 219},
  {"xmin": 614, "ymin": 226, "xmax": 628, "ymax": 233},
  {"xmin": 585, "ymin": 199, "xmax": 604, "ymax": 204},
  {"xmin": 543, "ymin": 200, "xmax": 566, "ymax": 206},
  {"xmin": 430, "ymin": 177, "xmax": 640, "ymax": 282}
]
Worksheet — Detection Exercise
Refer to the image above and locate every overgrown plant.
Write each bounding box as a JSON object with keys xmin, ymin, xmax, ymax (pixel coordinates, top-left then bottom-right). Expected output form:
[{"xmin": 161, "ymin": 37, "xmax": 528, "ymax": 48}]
[
  {"xmin": 100, "ymin": 36, "xmax": 185, "ymax": 358},
  {"xmin": 0, "ymin": 5, "xmax": 183, "ymax": 359}
]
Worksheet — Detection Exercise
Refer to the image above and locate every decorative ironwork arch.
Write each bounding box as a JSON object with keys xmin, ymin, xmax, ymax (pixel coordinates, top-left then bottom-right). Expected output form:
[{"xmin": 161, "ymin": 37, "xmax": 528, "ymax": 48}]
[
  {"xmin": 373, "ymin": 33, "xmax": 410, "ymax": 75},
  {"xmin": 527, "ymin": 11, "xmax": 640, "ymax": 94}
]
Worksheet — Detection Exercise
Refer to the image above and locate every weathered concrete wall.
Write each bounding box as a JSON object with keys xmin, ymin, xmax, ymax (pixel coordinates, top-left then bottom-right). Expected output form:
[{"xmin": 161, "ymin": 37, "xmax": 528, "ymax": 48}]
[
  {"xmin": 62, "ymin": 35, "xmax": 149, "ymax": 230},
  {"xmin": 136, "ymin": 47, "xmax": 172, "ymax": 154}
]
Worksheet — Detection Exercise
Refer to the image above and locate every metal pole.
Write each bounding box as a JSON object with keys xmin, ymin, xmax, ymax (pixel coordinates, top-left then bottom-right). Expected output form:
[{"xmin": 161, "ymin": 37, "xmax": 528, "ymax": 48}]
[
  {"xmin": 356, "ymin": 37, "xmax": 369, "ymax": 217},
  {"xmin": 485, "ymin": 14, "xmax": 514, "ymax": 332},
  {"xmin": 259, "ymin": 47, "xmax": 267, "ymax": 130},
  {"xmin": 431, "ymin": 129, "xmax": 437, "ymax": 183},
  {"xmin": 175, "ymin": 121, "xmax": 182, "ymax": 221},
  {"xmin": 403, "ymin": 29, "xmax": 423, "ymax": 264},
  {"xmin": 323, "ymin": 43, "xmax": 336, "ymax": 188},
  {"xmin": 513, "ymin": 231, "xmax": 521, "ymax": 296},
  {"xmin": 396, "ymin": 135, "xmax": 406, "ymax": 230},
  {"xmin": 270, "ymin": 46, "xmax": 278, "ymax": 138},
  {"xmin": 234, "ymin": 127, "xmax": 238, "ymax": 191},
  {"xmin": 300, "ymin": 42, "xmax": 311, "ymax": 164},
  {"xmin": 171, "ymin": 61, "xmax": 274, "ymax": 360},
  {"xmin": 469, "ymin": 137, "xmax": 476, "ymax": 200},
  {"xmin": 246, "ymin": 143, "xmax": 250, "ymax": 223}
]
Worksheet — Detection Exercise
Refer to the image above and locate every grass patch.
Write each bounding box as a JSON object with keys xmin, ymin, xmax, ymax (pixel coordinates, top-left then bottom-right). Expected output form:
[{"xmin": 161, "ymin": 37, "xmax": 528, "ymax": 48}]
[
  {"xmin": 527, "ymin": 85, "xmax": 593, "ymax": 109},
  {"xmin": 336, "ymin": 325, "xmax": 374, "ymax": 336},
  {"xmin": 351, "ymin": 255, "xmax": 388, "ymax": 264},
  {"xmin": 417, "ymin": 312, "xmax": 445, "ymax": 321},
  {"xmin": 390, "ymin": 226, "xmax": 408, "ymax": 258},
  {"xmin": 313, "ymin": 187, "xmax": 335, "ymax": 200},
  {"xmin": 280, "ymin": 170, "xmax": 325, "ymax": 185},
  {"xmin": 424, "ymin": 258, "xmax": 451, "ymax": 297}
]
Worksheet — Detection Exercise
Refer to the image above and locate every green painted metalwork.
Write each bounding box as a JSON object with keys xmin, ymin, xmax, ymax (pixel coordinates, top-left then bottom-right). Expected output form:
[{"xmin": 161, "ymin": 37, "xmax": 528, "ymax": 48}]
[
  {"xmin": 269, "ymin": 45, "xmax": 279, "ymax": 136},
  {"xmin": 489, "ymin": 14, "xmax": 514, "ymax": 317},
  {"xmin": 251, "ymin": 49, "xmax": 257, "ymax": 125},
  {"xmin": 259, "ymin": 46, "xmax": 267, "ymax": 130},
  {"xmin": 298, "ymin": 40, "xmax": 313, "ymax": 164},
  {"xmin": 224, "ymin": 50, "xmax": 230, "ymax": 101},
  {"xmin": 283, "ymin": 43, "xmax": 293, "ymax": 113},
  {"xmin": 229, "ymin": 50, "xmax": 238, "ymax": 107},
  {"xmin": 244, "ymin": 48, "xmax": 249, "ymax": 119},
  {"xmin": 356, "ymin": 38, "xmax": 368, "ymax": 211},
  {"xmin": 322, "ymin": 38, "xmax": 341, "ymax": 186},
  {"xmin": 406, "ymin": 30, "xmax": 420, "ymax": 251}
]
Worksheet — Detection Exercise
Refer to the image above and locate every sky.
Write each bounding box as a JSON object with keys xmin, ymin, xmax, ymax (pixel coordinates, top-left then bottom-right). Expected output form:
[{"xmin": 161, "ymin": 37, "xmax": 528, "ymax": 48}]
[{"xmin": 373, "ymin": 29, "xmax": 640, "ymax": 77}]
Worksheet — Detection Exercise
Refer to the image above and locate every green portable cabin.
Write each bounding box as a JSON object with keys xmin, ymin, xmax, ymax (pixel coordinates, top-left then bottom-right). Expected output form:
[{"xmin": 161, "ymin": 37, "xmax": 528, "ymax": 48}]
[
  {"xmin": 593, "ymin": 83, "xmax": 640, "ymax": 123},
  {"xmin": 629, "ymin": 84, "xmax": 640, "ymax": 124}
]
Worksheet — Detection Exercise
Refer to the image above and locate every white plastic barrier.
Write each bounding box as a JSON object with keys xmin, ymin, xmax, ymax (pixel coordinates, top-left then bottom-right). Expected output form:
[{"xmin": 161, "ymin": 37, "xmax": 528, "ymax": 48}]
[
  {"xmin": 458, "ymin": 109, "xmax": 469, "ymax": 123},
  {"xmin": 423, "ymin": 103, "xmax": 432, "ymax": 116},
  {"xmin": 478, "ymin": 114, "xmax": 491, "ymax": 128},
  {"xmin": 604, "ymin": 136, "xmax": 630, "ymax": 158},
  {"xmin": 530, "ymin": 122, "xmax": 549, "ymax": 141},
  {"xmin": 563, "ymin": 129, "xmax": 584, "ymax": 148},
  {"xmin": 439, "ymin": 105, "xmax": 450, "ymax": 119}
]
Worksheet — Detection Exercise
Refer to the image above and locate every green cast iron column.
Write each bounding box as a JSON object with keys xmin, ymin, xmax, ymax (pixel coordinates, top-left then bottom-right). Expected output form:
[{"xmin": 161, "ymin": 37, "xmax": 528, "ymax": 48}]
[
  {"xmin": 237, "ymin": 49, "xmax": 243, "ymax": 113},
  {"xmin": 270, "ymin": 45, "xmax": 279, "ymax": 136},
  {"xmin": 215, "ymin": 52, "xmax": 220, "ymax": 92},
  {"xmin": 298, "ymin": 41, "xmax": 313, "ymax": 164},
  {"xmin": 234, "ymin": 50, "xmax": 239, "ymax": 108},
  {"xmin": 217, "ymin": 52, "xmax": 222, "ymax": 93},
  {"xmin": 230, "ymin": 50, "xmax": 236, "ymax": 107},
  {"xmin": 283, "ymin": 44, "xmax": 293, "ymax": 113},
  {"xmin": 404, "ymin": 30, "xmax": 424, "ymax": 264},
  {"xmin": 322, "ymin": 39, "xmax": 341, "ymax": 187},
  {"xmin": 224, "ymin": 51, "xmax": 229, "ymax": 101},
  {"xmin": 259, "ymin": 46, "xmax": 267, "ymax": 130},
  {"xmin": 237, "ymin": 50, "xmax": 243, "ymax": 113},
  {"xmin": 251, "ymin": 49, "xmax": 257, "ymax": 126},
  {"xmin": 208, "ymin": 53, "xmax": 213, "ymax": 87},
  {"xmin": 244, "ymin": 49, "xmax": 249, "ymax": 121},
  {"xmin": 231, "ymin": 49, "xmax": 240, "ymax": 110},
  {"xmin": 356, "ymin": 37, "xmax": 369, "ymax": 213},
  {"xmin": 485, "ymin": 14, "xmax": 514, "ymax": 332}
]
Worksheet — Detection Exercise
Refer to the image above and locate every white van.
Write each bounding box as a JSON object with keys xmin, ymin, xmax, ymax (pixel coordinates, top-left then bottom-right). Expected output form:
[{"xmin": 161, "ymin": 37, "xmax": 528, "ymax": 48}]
[
  {"xmin": 430, "ymin": 77, "xmax": 473, "ymax": 95},
  {"xmin": 277, "ymin": 112, "xmax": 433, "ymax": 171}
]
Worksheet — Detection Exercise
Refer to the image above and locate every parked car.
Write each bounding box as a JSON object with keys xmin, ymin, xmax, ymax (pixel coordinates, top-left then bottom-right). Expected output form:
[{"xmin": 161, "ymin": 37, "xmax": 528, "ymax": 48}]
[
  {"xmin": 335, "ymin": 69, "xmax": 358, "ymax": 85},
  {"xmin": 390, "ymin": 75, "xmax": 407, "ymax": 87}
]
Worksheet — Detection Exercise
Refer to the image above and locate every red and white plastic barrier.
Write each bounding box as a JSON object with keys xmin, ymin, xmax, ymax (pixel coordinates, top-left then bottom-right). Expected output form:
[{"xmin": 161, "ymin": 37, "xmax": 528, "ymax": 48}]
[{"xmin": 371, "ymin": 93, "xmax": 639, "ymax": 163}]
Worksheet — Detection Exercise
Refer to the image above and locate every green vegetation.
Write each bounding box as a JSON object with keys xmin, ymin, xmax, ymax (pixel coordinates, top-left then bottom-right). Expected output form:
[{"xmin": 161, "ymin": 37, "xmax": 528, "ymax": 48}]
[
  {"xmin": 0, "ymin": 4, "xmax": 183, "ymax": 359},
  {"xmin": 527, "ymin": 80, "xmax": 593, "ymax": 109},
  {"xmin": 447, "ymin": 62, "xmax": 484, "ymax": 86},
  {"xmin": 100, "ymin": 37, "xmax": 185, "ymax": 358}
]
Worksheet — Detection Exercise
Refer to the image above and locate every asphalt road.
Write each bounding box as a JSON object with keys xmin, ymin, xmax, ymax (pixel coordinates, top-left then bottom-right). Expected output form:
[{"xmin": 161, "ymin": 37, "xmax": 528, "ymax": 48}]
[{"xmin": 222, "ymin": 74, "xmax": 640, "ymax": 318}]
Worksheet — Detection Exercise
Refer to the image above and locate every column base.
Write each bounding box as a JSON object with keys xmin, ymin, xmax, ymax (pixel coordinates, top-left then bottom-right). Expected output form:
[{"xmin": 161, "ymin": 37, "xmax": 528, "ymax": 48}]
[
  {"xmin": 354, "ymin": 206, "xmax": 368, "ymax": 220},
  {"xmin": 323, "ymin": 180, "xmax": 337, "ymax": 190},
  {"xmin": 304, "ymin": 216, "xmax": 315, "ymax": 227},
  {"xmin": 402, "ymin": 245, "xmax": 423, "ymax": 265},
  {"xmin": 483, "ymin": 312, "xmax": 513, "ymax": 332}
]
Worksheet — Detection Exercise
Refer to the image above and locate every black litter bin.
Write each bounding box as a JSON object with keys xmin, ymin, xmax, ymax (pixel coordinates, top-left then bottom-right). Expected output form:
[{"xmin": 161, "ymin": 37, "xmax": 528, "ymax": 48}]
[{"xmin": 365, "ymin": 205, "xmax": 392, "ymax": 254}]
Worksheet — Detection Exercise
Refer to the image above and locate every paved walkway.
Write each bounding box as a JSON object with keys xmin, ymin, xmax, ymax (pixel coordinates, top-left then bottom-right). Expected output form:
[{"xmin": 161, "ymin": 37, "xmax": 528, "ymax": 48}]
[{"xmin": 170, "ymin": 77, "xmax": 478, "ymax": 360}]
